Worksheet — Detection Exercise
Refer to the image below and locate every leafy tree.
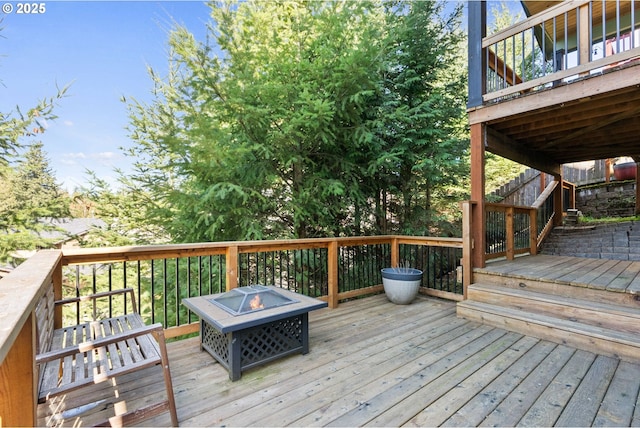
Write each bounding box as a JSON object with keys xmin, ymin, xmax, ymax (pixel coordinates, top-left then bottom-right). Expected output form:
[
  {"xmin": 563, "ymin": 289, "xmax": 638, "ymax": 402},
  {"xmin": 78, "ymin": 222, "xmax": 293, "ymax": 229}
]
[
  {"xmin": 125, "ymin": 1, "xmax": 386, "ymax": 241},
  {"xmin": 0, "ymin": 142, "xmax": 70, "ymax": 264}
]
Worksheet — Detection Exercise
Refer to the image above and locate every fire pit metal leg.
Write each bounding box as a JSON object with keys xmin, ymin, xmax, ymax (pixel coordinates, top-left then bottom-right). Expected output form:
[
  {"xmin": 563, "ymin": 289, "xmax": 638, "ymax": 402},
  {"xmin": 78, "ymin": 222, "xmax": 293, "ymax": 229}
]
[
  {"xmin": 301, "ymin": 313, "xmax": 309, "ymax": 354},
  {"xmin": 229, "ymin": 335, "xmax": 242, "ymax": 381}
]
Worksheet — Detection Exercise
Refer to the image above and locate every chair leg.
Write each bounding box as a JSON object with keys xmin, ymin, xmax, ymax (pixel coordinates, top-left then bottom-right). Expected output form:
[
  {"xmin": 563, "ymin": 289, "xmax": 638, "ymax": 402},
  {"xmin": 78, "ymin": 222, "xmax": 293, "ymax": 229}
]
[{"xmin": 153, "ymin": 329, "xmax": 179, "ymax": 427}]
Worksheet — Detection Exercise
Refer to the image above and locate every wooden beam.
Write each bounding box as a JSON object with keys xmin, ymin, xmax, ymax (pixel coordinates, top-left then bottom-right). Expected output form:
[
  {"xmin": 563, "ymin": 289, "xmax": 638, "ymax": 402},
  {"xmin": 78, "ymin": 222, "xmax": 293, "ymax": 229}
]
[
  {"xmin": 486, "ymin": 127, "xmax": 561, "ymax": 175},
  {"xmin": 540, "ymin": 106, "xmax": 640, "ymax": 149}
]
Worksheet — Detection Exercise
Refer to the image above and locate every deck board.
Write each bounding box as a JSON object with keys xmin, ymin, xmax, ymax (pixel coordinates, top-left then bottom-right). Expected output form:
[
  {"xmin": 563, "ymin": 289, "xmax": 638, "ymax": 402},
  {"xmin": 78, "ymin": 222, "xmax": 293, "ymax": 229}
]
[
  {"xmin": 37, "ymin": 292, "xmax": 640, "ymax": 427},
  {"xmin": 482, "ymin": 254, "xmax": 640, "ymax": 295}
]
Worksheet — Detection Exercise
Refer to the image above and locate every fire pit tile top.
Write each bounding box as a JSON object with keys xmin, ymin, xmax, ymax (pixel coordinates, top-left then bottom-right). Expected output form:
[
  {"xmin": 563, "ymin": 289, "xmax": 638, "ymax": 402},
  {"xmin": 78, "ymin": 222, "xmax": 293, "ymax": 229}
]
[{"xmin": 183, "ymin": 285, "xmax": 327, "ymax": 334}]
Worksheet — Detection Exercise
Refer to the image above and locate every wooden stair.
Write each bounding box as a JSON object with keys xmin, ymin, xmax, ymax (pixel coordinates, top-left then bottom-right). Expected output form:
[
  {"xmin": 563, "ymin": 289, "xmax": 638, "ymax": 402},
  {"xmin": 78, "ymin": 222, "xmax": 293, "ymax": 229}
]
[{"xmin": 457, "ymin": 268, "xmax": 640, "ymax": 363}]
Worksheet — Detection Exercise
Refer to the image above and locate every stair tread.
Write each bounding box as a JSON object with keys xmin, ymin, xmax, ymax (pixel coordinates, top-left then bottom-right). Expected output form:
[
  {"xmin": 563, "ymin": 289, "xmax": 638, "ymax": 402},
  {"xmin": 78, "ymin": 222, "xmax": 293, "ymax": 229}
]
[
  {"xmin": 458, "ymin": 300, "xmax": 640, "ymax": 345},
  {"xmin": 468, "ymin": 282, "xmax": 640, "ymax": 319}
]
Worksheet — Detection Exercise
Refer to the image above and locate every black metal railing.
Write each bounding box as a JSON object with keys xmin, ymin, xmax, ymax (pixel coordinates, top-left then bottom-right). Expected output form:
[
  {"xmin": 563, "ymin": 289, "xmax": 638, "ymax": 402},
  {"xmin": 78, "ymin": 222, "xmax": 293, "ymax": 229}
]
[
  {"xmin": 537, "ymin": 191, "xmax": 555, "ymax": 241},
  {"xmin": 59, "ymin": 237, "xmax": 464, "ymax": 330},
  {"xmin": 338, "ymin": 244, "xmax": 390, "ymax": 294},
  {"xmin": 485, "ymin": 208, "xmax": 507, "ymax": 256},
  {"xmin": 472, "ymin": 0, "xmax": 640, "ymax": 105},
  {"xmin": 400, "ymin": 244, "xmax": 462, "ymax": 295}
]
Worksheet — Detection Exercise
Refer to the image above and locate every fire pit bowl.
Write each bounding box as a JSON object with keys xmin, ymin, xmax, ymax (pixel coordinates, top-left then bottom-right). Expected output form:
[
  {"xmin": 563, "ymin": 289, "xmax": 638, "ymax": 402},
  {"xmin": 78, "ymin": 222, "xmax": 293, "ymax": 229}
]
[{"xmin": 209, "ymin": 284, "xmax": 298, "ymax": 315}]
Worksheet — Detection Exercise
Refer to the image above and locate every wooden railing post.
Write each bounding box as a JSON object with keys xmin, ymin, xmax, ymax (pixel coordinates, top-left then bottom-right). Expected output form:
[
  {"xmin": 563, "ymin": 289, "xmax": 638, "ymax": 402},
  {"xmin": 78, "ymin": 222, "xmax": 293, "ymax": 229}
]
[
  {"xmin": 530, "ymin": 207, "xmax": 538, "ymax": 256},
  {"xmin": 226, "ymin": 245, "xmax": 239, "ymax": 290},
  {"xmin": 505, "ymin": 206, "xmax": 515, "ymax": 260},
  {"xmin": 327, "ymin": 241, "xmax": 339, "ymax": 309},
  {"xmin": 578, "ymin": 4, "xmax": 590, "ymax": 67},
  {"xmin": 461, "ymin": 201, "xmax": 474, "ymax": 299},
  {"xmin": 53, "ymin": 259, "xmax": 63, "ymax": 329},
  {"xmin": 553, "ymin": 174, "xmax": 563, "ymax": 226},
  {"xmin": 390, "ymin": 237, "xmax": 400, "ymax": 268}
]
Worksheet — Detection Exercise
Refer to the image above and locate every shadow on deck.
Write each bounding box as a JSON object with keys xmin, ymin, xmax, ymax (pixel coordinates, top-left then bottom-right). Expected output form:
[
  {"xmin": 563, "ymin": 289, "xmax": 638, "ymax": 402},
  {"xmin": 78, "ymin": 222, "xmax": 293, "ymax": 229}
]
[{"xmin": 38, "ymin": 290, "xmax": 640, "ymax": 427}]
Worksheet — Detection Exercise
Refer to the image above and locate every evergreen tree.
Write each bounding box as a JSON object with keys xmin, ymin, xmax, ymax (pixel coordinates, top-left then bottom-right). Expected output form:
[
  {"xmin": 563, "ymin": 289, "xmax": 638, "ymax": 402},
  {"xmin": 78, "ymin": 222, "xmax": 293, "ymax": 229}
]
[
  {"xmin": 371, "ymin": 1, "xmax": 468, "ymax": 235},
  {"xmin": 117, "ymin": 0, "xmax": 468, "ymax": 244},
  {"xmin": 0, "ymin": 142, "xmax": 70, "ymax": 265}
]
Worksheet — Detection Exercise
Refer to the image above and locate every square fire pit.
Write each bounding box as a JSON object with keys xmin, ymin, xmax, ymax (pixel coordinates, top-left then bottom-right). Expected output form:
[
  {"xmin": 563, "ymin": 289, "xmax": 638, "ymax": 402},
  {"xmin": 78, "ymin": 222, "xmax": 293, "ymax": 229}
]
[{"xmin": 183, "ymin": 285, "xmax": 327, "ymax": 381}]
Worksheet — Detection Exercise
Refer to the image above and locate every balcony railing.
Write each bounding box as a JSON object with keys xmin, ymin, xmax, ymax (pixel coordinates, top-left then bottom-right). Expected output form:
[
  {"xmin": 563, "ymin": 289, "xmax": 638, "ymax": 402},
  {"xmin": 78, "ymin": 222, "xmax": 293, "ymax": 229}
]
[
  {"xmin": 0, "ymin": 210, "xmax": 476, "ymax": 426},
  {"xmin": 484, "ymin": 180, "xmax": 561, "ymax": 262},
  {"xmin": 469, "ymin": 0, "xmax": 640, "ymax": 106}
]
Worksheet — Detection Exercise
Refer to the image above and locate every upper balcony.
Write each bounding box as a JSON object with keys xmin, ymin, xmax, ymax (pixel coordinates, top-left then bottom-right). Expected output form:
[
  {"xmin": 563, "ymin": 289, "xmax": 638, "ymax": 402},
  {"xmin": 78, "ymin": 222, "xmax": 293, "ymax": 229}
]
[{"xmin": 468, "ymin": 0, "xmax": 640, "ymax": 172}]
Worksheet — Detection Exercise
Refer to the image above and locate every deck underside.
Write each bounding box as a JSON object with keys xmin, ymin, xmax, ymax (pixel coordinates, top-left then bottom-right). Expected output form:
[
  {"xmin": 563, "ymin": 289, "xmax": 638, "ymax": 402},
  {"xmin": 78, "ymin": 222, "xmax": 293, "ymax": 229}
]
[{"xmin": 38, "ymin": 268, "xmax": 640, "ymax": 427}]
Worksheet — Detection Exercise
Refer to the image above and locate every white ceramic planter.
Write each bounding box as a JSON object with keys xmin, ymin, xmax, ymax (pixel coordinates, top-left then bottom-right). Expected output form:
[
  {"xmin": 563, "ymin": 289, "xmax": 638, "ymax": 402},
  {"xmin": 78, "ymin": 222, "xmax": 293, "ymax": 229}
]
[{"xmin": 381, "ymin": 268, "xmax": 423, "ymax": 305}]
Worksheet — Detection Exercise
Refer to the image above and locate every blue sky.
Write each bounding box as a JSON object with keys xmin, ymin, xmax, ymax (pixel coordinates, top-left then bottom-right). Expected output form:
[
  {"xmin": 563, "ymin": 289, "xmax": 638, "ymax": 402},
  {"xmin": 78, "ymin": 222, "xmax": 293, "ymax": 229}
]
[
  {"xmin": 1, "ymin": 1, "xmax": 210, "ymax": 192},
  {"xmin": 1, "ymin": 1, "xmax": 522, "ymax": 193}
]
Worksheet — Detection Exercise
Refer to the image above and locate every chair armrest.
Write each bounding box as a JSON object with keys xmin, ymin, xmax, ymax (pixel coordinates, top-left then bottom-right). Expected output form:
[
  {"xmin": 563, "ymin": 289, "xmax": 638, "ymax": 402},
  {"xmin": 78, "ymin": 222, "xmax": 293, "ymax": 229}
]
[
  {"xmin": 55, "ymin": 287, "xmax": 135, "ymax": 305},
  {"xmin": 35, "ymin": 322, "xmax": 164, "ymax": 365},
  {"xmin": 55, "ymin": 288, "xmax": 138, "ymax": 314}
]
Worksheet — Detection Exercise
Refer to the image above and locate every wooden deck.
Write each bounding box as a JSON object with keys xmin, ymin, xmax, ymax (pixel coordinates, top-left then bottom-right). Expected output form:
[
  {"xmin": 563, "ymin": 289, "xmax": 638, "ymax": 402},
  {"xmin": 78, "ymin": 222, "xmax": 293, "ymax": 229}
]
[
  {"xmin": 37, "ymin": 288, "xmax": 640, "ymax": 427},
  {"xmin": 479, "ymin": 254, "xmax": 640, "ymax": 295}
]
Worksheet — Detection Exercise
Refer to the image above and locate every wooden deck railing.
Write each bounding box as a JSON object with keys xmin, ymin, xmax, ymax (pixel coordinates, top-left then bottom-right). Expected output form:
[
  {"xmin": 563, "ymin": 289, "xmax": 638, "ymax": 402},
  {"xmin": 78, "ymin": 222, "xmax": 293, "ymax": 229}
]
[
  {"xmin": 484, "ymin": 180, "xmax": 560, "ymax": 262},
  {"xmin": 470, "ymin": 0, "xmax": 640, "ymax": 106},
  {"xmin": 0, "ymin": 227, "xmax": 474, "ymax": 426}
]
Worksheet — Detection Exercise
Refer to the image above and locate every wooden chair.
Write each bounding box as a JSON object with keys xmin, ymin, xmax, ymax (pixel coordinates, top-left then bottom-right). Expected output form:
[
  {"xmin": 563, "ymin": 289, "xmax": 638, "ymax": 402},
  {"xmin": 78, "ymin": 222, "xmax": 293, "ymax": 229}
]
[{"xmin": 35, "ymin": 287, "xmax": 179, "ymax": 426}]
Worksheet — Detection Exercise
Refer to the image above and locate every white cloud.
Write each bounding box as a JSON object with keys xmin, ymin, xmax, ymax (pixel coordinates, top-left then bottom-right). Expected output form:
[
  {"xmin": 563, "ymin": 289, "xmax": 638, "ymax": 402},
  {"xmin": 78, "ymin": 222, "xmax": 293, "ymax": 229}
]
[
  {"xmin": 65, "ymin": 152, "xmax": 87, "ymax": 159},
  {"xmin": 94, "ymin": 152, "xmax": 115, "ymax": 160},
  {"xmin": 63, "ymin": 120, "xmax": 74, "ymax": 127}
]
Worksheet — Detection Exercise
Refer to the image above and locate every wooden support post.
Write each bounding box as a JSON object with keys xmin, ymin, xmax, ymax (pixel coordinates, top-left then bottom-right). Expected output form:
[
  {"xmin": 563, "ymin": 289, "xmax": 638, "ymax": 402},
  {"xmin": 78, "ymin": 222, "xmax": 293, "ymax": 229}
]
[
  {"xmin": 470, "ymin": 123, "xmax": 486, "ymax": 268},
  {"xmin": 327, "ymin": 241, "xmax": 339, "ymax": 309},
  {"xmin": 605, "ymin": 158, "xmax": 612, "ymax": 183},
  {"xmin": 0, "ymin": 314, "xmax": 36, "ymax": 427},
  {"xmin": 226, "ymin": 246, "xmax": 239, "ymax": 290}
]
